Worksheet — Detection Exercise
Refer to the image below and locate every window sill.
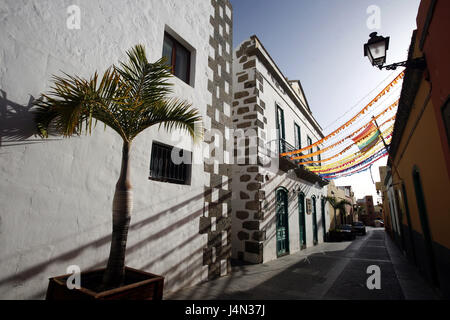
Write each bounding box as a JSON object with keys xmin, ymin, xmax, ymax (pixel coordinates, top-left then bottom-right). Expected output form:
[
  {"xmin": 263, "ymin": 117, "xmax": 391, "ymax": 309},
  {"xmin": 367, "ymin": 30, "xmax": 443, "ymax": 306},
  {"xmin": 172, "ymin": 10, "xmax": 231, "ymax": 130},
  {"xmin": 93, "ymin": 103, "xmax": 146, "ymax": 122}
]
[{"xmin": 148, "ymin": 176, "xmax": 191, "ymax": 186}]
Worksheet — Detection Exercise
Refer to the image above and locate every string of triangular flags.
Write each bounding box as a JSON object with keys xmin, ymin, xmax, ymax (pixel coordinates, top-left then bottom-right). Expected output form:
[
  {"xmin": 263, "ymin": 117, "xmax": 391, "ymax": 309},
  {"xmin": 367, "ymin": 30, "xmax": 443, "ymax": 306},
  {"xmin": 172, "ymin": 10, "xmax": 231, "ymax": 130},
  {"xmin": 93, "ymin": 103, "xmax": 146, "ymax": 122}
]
[
  {"xmin": 306, "ymin": 124, "xmax": 394, "ymax": 173},
  {"xmin": 280, "ymin": 71, "xmax": 404, "ymax": 158},
  {"xmin": 280, "ymin": 71, "xmax": 404, "ymax": 179}
]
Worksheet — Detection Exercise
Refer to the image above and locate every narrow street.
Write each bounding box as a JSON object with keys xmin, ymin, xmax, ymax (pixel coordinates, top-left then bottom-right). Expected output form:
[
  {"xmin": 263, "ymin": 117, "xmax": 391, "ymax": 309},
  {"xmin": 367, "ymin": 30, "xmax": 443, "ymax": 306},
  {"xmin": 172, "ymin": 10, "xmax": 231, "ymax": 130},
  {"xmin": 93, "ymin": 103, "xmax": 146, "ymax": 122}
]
[{"xmin": 167, "ymin": 228, "xmax": 440, "ymax": 300}]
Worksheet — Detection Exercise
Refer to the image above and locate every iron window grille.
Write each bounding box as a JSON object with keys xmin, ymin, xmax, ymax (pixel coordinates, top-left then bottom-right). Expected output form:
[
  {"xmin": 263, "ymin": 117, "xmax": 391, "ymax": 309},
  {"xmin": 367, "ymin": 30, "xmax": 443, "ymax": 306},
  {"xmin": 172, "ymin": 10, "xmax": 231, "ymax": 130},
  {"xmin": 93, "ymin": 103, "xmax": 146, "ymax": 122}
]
[{"xmin": 149, "ymin": 141, "xmax": 191, "ymax": 185}]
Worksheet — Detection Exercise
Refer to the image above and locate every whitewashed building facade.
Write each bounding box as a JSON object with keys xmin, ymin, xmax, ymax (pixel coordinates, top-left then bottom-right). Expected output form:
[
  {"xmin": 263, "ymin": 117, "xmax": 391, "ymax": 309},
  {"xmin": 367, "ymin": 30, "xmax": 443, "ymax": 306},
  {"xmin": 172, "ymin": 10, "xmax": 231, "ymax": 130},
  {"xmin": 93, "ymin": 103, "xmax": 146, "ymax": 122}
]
[
  {"xmin": 231, "ymin": 36, "xmax": 329, "ymax": 264},
  {"xmin": 0, "ymin": 0, "xmax": 232, "ymax": 299}
]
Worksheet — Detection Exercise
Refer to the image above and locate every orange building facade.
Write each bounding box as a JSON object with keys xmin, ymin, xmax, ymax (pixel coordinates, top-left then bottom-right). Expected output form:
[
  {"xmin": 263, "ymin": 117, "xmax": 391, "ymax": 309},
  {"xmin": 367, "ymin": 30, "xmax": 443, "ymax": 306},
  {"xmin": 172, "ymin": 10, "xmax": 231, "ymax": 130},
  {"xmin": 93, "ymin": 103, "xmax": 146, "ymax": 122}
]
[{"xmin": 386, "ymin": 0, "xmax": 450, "ymax": 298}]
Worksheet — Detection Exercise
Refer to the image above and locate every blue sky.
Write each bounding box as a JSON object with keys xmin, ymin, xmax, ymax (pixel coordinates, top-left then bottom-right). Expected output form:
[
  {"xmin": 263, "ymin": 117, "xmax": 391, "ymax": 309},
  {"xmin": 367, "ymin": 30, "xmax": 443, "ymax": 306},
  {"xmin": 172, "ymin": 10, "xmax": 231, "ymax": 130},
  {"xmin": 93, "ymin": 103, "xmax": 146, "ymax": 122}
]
[{"xmin": 230, "ymin": 0, "xmax": 420, "ymax": 201}]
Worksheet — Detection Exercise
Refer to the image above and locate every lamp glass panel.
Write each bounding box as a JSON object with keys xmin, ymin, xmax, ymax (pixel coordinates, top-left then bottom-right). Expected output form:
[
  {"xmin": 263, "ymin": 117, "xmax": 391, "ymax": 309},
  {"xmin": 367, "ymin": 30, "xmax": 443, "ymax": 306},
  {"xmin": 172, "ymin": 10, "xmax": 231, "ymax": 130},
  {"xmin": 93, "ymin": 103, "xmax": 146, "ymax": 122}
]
[{"xmin": 368, "ymin": 41, "xmax": 386, "ymax": 65}]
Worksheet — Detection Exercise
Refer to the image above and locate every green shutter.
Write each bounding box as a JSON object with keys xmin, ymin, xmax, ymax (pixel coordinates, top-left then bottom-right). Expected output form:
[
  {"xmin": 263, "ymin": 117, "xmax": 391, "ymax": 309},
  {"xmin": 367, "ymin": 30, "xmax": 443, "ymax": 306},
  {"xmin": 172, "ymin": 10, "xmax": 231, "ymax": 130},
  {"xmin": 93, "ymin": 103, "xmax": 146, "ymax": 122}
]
[
  {"xmin": 276, "ymin": 106, "xmax": 286, "ymax": 153},
  {"xmin": 276, "ymin": 188, "xmax": 290, "ymax": 256},
  {"xmin": 294, "ymin": 123, "xmax": 301, "ymax": 149},
  {"xmin": 298, "ymin": 194, "xmax": 307, "ymax": 248}
]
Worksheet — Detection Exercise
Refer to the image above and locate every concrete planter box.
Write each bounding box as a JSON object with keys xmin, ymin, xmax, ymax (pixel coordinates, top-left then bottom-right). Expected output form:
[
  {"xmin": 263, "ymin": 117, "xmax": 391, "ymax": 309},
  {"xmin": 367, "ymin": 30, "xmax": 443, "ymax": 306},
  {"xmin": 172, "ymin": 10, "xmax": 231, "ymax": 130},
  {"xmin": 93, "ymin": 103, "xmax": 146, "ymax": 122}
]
[{"xmin": 46, "ymin": 266, "xmax": 164, "ymax": 300}]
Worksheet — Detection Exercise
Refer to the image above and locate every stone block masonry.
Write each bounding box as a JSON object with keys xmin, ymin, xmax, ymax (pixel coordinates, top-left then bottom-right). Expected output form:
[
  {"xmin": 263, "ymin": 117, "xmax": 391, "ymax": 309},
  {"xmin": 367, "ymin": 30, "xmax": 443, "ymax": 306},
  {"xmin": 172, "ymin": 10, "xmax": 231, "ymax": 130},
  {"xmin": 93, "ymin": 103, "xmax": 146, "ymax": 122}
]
[
  {"xmin": 200, "ymin": 0, "xmax": 233, "ymax": 280},
  {"xmin": 231, "ymin": 38, "xmax": 268, "ymax": 264}
]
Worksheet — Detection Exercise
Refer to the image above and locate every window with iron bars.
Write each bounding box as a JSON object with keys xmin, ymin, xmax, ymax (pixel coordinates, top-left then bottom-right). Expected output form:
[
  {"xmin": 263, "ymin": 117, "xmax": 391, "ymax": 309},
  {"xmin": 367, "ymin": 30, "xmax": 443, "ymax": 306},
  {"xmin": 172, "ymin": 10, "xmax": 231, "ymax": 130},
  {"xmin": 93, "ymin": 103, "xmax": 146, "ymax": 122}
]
[{"xmin": 149, "ymin": 141, "xmax": 191, "ymax": 185}]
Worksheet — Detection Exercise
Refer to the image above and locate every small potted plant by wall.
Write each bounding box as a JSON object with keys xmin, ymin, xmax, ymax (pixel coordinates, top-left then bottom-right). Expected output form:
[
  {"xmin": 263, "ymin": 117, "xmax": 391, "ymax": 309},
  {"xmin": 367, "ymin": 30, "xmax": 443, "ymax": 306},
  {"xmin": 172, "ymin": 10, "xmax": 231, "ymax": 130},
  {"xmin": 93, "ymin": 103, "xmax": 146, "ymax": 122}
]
[{"xmin": 35, "ymin": 45, "xmax": 203, "ymax": 300}]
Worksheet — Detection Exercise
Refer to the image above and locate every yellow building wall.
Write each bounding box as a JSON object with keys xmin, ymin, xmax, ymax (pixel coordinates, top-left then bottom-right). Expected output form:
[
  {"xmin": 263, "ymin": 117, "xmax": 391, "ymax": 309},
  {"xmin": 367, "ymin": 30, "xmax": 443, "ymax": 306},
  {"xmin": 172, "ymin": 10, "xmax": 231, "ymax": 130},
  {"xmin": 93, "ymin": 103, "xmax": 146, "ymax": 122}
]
[
  {"xmin": 392, "ymin": 77, "xmax": 450, "ymax": 249},
  {"xmin": 326, "ymin": 181, "xmax": 351, "ymax": 229}
]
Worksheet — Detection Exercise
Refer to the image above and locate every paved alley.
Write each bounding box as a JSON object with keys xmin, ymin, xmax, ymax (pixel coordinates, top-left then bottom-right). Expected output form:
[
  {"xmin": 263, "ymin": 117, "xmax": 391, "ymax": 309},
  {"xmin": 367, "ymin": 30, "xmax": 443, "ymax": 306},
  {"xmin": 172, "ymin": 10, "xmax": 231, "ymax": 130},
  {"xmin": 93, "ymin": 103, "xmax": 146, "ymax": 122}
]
[{"xmin": 166, "ymin": 228, "xmax": 440, "ymax": 300}]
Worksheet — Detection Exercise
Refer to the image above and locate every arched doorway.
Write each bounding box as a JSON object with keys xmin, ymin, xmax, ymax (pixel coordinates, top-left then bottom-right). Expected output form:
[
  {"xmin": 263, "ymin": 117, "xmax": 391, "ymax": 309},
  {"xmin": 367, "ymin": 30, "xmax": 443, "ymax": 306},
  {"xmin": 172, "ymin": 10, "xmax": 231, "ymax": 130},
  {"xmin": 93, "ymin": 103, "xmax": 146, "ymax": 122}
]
[
  {"xmin": 276, "ymin": 187, "xmax": 290, "ymax": 257},
  {"xmin": 298, "ymin": 193, "xmax": 307, "ymax": 249},
  {"xmin": 312, "ymin": 196, "xmax": 318, "ymax": 245}
]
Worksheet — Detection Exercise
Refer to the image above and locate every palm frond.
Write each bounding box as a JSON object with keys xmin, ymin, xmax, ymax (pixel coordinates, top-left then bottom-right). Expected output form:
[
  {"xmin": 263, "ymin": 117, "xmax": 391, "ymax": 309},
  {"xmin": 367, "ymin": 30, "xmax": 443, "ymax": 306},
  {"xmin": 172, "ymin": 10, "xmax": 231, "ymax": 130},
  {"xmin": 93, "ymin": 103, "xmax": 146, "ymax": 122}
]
[
  {"xmin": 131, "ymin": 97, "xmax": 203, "ymax": 142},
  {"xmin": 34, "ymin": 68, "xmax": 129, "ymax": 140},
  {"xmin": 35, "ymin": 44, "xmax": 202, "ymax": 144},
  {"xmin": 323, "ymin": 196, "xmax": 337, "ymax": 208},
  {"xmin": 115, "ymin": 44, "xmax": 173, "ymax": 108}
]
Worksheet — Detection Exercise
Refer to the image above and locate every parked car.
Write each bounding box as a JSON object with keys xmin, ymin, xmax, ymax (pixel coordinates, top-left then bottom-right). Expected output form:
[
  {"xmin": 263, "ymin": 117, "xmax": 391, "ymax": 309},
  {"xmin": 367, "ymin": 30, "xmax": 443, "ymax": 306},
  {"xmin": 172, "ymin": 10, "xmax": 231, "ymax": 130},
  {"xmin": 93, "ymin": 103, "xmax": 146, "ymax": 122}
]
[
  {"xmin": 351, "ymin": 221, "xmax": 366, "ymax": 235},
  {"xmin": 339, "ymin": 224, "xmax": 356, "ymax": 240},
  {"xmin": 328, "ymin": 225, "xmax": 356, "ymax": 242},
  {"xmin": 374, "ymin": 218, "xmax": 384, "ymax": 227}
]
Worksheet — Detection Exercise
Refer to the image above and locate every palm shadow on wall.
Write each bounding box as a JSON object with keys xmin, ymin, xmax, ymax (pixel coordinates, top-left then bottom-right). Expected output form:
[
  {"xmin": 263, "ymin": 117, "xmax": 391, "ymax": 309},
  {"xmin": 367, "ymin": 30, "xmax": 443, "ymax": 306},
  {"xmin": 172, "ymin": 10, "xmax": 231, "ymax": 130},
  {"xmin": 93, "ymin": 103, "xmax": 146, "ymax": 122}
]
[{"xmin": 0, "ymin": 90, "xmax": 59, "ymax": 149}]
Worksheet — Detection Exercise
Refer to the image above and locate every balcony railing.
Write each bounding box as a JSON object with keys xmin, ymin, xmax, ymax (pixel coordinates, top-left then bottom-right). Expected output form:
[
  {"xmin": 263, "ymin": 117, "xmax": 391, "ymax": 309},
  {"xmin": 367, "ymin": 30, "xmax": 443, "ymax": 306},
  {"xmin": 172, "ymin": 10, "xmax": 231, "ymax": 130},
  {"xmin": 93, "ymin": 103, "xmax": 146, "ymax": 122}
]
[
  {"xmin": 264, "ymin": 138, "xmax": 320, "ymax": 165},
  {"xmin": 262, "ymin": 138, "xmax": 328, "ymax": 186}
]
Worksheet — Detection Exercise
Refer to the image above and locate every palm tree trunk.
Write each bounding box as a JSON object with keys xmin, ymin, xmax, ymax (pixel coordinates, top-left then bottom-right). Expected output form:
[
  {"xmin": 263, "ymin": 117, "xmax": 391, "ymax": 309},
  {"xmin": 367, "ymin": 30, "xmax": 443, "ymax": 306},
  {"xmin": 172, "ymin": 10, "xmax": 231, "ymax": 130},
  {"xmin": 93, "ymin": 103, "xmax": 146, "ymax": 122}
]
[{"xmin": 102, "ymin": 140, "xmax": 133, "ymax": 289}]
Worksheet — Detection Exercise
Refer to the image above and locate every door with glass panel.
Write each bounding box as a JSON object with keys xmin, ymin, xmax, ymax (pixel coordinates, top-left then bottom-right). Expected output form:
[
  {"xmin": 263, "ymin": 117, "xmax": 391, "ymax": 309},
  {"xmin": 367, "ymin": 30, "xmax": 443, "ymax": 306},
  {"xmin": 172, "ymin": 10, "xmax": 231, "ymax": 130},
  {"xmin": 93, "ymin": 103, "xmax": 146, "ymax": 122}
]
[
  {"xmin": 321, "ymin": 198, "xmax": 326, "ymax": 242},
  {"xmin": 276, "ymin": 188, "xmax": 290, "ymax": 257},
  {"xmin": 298, "ymin": 193, "xmax": 307, "ymax": 249},
  {"xmin": 312, "ymin": 196, "xmax": 318, "ymax": 245}
]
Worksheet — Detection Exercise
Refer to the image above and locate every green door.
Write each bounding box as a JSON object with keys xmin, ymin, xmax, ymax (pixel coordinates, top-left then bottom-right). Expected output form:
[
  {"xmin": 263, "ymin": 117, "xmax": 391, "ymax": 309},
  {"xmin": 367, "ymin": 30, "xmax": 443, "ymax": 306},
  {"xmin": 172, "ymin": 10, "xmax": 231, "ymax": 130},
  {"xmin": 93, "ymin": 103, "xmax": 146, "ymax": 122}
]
[
  {"xmin": 321, "ymin": 198, "xmax": 326, "ymax": 242},
  {"xmin": 412, "ymin": 167, "xmax": 439, "ymax": 287},
  {"xmin": 298, "ymin": 193, "xmax": 307, "ymax": 249},
  {"xmin": 401, "ymin": 183, "xmax": 417, "ymax": 265},
  {"xmin": 312, "ymin": 197, "xmax": 318, "ymax": 245},
  {"xmin": 276, "ymin": 188, "xmax": 289, "ymax": 257}
]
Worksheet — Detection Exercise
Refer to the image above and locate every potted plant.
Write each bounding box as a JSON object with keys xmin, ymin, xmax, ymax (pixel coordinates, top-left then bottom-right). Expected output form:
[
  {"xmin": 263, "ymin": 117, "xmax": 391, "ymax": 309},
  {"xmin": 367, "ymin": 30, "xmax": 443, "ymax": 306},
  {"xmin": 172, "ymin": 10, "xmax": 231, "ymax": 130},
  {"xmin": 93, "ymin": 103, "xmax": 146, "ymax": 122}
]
[{"xmin": 34, "ymin": 45, "xmax": 203, "ymax": 300}]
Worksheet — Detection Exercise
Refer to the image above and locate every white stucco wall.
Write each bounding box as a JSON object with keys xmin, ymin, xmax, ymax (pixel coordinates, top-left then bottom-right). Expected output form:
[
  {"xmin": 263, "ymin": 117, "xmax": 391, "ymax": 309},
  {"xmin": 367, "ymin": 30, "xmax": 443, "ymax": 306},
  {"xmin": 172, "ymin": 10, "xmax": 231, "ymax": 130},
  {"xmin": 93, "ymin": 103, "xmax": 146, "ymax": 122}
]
[
  {"xmin": 252, "ymin": 44, "xmax": 328, "ymax": 262},
  {"xmin": 261, "ymin": 173, "xmax": 328, "ymax": 263},
  {"xmin": 0, "ymin": 0, "xmax": 215, "ymax": 299},
  {"xmin": 256, "ymin": 58, "xmax": 322, "ymax": 157}
]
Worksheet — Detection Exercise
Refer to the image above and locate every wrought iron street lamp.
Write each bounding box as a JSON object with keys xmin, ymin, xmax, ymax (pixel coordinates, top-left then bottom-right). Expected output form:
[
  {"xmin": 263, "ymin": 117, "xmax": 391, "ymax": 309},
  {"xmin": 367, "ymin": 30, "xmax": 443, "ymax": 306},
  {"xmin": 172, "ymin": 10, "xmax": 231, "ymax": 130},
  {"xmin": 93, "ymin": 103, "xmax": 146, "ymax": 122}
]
[
  {"xmin": 363, "ymin": 32, "xmax": 425, "ymax": 70},
  {"xmin": 364, "ymin": 32, "xmax": 389, "ymax": 68}
]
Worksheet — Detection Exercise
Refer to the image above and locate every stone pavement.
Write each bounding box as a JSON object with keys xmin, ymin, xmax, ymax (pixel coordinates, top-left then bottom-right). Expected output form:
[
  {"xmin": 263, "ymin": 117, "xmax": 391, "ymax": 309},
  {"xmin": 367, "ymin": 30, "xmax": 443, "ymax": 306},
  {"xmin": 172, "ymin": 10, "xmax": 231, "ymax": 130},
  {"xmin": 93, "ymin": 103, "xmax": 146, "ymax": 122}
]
[{"xmin": 165, "ymin": 228, "xmax": 441, "ymax": 300}]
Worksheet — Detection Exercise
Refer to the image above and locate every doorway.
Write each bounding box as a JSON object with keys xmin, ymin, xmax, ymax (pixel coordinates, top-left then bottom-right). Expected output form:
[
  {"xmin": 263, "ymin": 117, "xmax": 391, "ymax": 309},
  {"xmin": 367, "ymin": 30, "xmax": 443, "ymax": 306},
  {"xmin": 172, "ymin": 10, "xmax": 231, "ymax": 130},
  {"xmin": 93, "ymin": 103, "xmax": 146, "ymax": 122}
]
[
  {"xmin": 298, "ymin": 193, "xmax": 307, "ymax": 249},
  {"xmin": 312, "ymin": 196, "xmax": 318, "ymax": 245},
  {"xmin": 276, "ymin": 188, "xmax": 290, "ymax": 257},
  {"xmin": 321, "ymin": 198, "xmax": 326, "ymax": 242},
  {"xmin": 412, "ymin": 167, "xmax": 439, "ymax": 287}
]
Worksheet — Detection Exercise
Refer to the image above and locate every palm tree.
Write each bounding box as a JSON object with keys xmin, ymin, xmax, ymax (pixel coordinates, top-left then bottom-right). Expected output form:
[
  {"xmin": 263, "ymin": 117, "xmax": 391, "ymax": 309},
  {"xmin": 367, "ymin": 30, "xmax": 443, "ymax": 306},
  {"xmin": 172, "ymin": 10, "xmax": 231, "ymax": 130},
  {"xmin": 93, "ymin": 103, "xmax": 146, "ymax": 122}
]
[
  {"xmin": 33, "ymin": 45, "xmax": 203, "ymax": 289},
  {"xmin": 324, "ymin": 196, "xmax": 352, "ymax": 228}
]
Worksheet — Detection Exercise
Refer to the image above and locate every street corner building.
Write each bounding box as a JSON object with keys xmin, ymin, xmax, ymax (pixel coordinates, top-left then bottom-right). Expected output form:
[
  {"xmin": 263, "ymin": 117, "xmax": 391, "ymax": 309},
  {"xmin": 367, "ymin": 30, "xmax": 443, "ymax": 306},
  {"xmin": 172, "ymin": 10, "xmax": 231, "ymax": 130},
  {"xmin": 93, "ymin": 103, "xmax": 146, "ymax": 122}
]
[
  {"xmin": 0, "ymin": 0, "xmax": 233, "ymax": 299},
  {"xmin": 231, "ymin": 35, "xmax": 329, "ymax": 264},
  {"xmin": 382, "ymin": 0, "xmax": 450, "ymax": 298},
  {"xmin": 327, "ymin": 182, "xmax": 357, "ymax": 228}
]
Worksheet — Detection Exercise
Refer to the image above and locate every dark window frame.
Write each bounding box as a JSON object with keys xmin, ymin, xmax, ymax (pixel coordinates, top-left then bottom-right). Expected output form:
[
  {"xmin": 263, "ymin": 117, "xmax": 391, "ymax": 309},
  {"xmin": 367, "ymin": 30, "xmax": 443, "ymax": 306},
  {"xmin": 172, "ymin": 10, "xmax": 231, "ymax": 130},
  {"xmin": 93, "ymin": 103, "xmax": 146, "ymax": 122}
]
[
  {"xmin": 163, "ymin": 32, "xmax": 191, "ymax": 85},
  {"xmin": 307, "ymin": 136, "xmax": 313, "ymax": 161},
  {"xmin": 294, "ymin": 122, "xmax": 301, "ymax": 149},
  {"xmin": 149, "ymin": 141, "xmax": 192, "ymax": 185},
  {"xmin": 276, "ymin": 105, "xmax": 286, "ymax": 154}
]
